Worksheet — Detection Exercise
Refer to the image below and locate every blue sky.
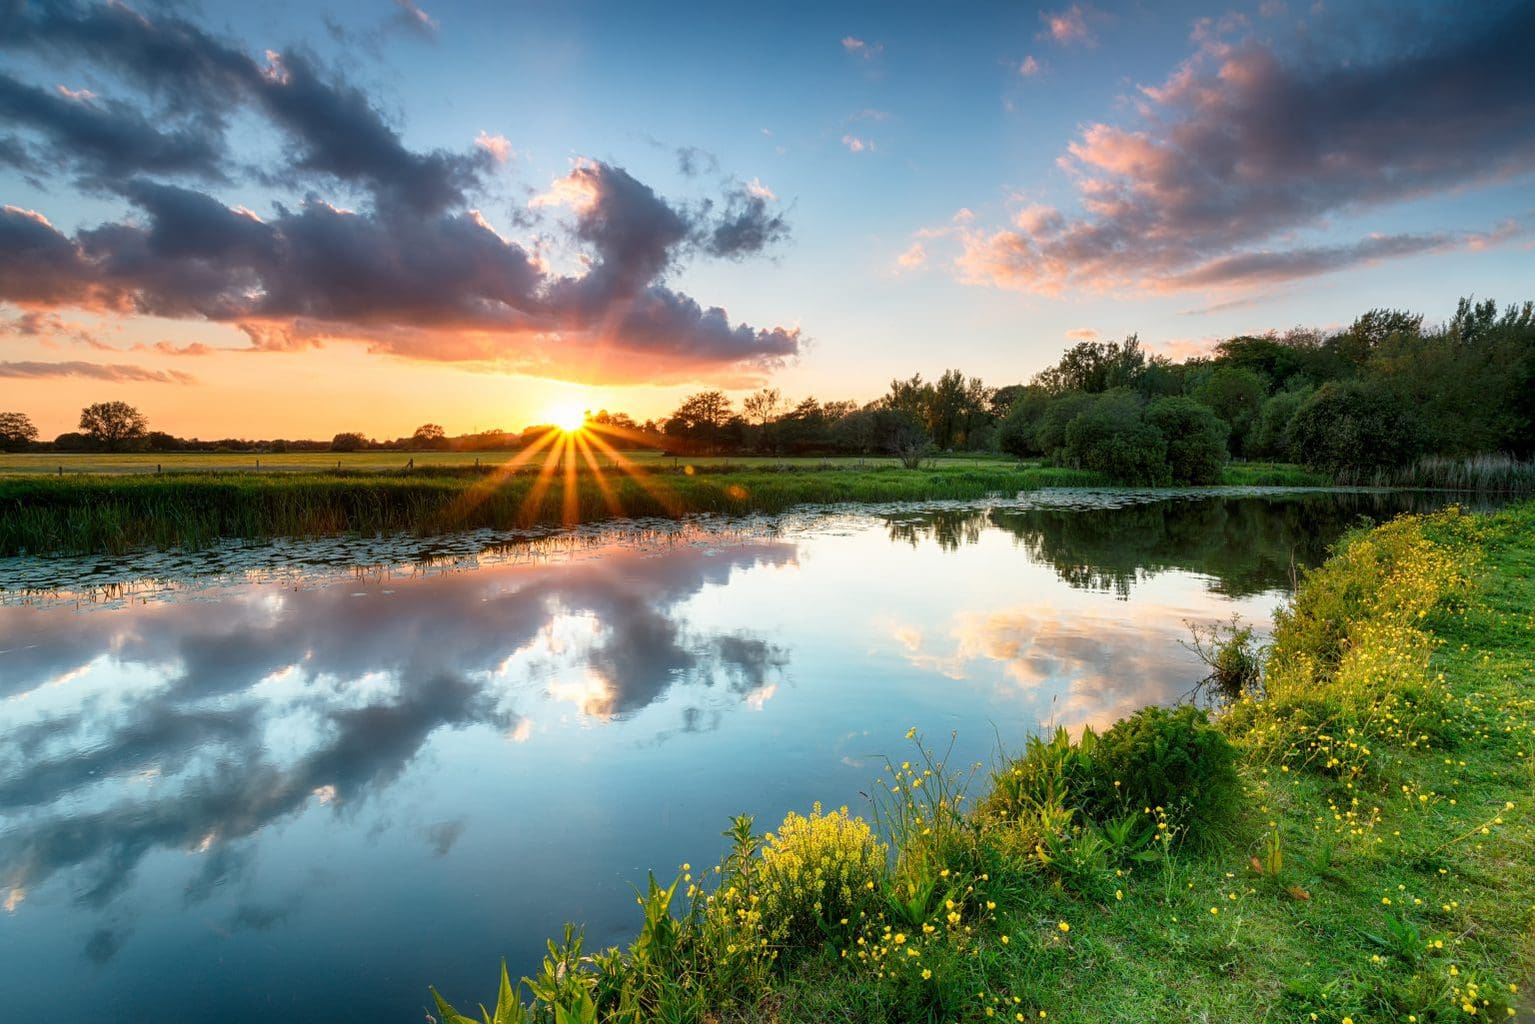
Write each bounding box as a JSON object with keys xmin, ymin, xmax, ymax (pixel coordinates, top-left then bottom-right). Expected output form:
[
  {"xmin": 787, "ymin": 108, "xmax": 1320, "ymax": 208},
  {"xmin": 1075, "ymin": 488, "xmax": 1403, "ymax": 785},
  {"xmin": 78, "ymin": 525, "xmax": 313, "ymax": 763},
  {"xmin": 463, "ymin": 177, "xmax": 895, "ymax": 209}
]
[{"xmin": 1, "ymin": 0, "xmax": 1532, "ymax": 437}]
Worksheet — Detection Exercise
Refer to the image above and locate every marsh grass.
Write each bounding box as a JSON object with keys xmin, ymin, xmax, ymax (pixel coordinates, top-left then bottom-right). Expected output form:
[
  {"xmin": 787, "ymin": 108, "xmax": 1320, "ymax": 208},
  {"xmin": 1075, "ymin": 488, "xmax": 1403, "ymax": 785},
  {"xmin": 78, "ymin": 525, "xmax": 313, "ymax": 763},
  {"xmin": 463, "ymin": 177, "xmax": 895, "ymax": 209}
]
[
  {"xmin": 434, "ymin": 500, "xmax": 1535, "ymax": 1023},
  {"xmin": 0, "ymin": 463, "xmax": 1106, "ymax": 555},
  {"xmin": 1351, "ymin": 454, "xmax": 1535, "ymax": 493}
]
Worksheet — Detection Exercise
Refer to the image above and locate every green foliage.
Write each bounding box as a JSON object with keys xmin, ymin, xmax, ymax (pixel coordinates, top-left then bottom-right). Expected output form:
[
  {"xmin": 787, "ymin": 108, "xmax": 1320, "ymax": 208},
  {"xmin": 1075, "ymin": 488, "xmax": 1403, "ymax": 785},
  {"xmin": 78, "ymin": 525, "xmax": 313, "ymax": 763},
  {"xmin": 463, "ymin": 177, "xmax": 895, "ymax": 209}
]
[
  {"xmin": 1249, "ymin": 387, "xmax": 1310, "ymax": 460},
  {"xmin": 1095, "ymin": 706, "xmax": 1241, "ymax": 848},
  {"xmin": 1186, "ymin": 616, "xmax": 1263, "ymax": 697},
  {"xmin": 1061, "ymin": 390, "xmax": 1170, "ymax": 486},
  {"xmin": 1192, "ymin": 366, "xmax": 1266, "ymax": 456},
  {"xmin": 1288, "ymin": 380, "xmax": 1424, "ymax": 477},
  {"xmin": 1145, "ymin": 396, "xmax": 1229, "ymax": 484}
]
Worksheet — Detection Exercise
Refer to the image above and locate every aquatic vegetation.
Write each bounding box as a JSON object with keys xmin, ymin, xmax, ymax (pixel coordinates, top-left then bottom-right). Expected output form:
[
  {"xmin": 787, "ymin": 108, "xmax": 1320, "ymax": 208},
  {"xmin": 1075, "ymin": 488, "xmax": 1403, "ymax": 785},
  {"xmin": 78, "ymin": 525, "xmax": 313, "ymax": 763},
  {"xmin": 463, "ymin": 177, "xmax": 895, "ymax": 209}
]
[
  {"xmin": 0, "ymin": 463, "xmax": 1106, "ymax": 555},
  {"xmin": 434, "ymin": 500, "xmax": 1535, "ymax": 1023}
]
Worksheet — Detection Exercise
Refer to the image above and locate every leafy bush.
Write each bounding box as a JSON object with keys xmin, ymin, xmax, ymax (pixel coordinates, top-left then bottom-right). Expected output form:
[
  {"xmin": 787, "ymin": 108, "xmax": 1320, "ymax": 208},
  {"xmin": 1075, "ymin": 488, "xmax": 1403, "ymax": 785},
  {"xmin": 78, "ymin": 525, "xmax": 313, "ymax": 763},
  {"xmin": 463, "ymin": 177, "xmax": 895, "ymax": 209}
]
[
  {"xmin": 1146, "ymin": 396, "xmax": 1229, "ymax": 485},
  {"xmin": 1288, "ymin": 380, "xmax": 1424, "ymax": 477},
  {"xmin": 1061, "ymin": 390, "xmax": 1170, "ymax": 486},
  {"xmin": 1095, "ymin": 706, "xmax": 1241, "ymax": 847},
  {"xmin": 757, "ymin": 803, "xmax": 886, "ymax": 947}
]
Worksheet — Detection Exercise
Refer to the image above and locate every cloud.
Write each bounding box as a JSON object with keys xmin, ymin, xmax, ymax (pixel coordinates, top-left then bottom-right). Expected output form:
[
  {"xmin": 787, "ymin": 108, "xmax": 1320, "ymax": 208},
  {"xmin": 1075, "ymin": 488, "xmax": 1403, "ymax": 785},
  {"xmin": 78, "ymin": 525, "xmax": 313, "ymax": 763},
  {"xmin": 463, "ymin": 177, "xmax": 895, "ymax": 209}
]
[
  {"xmin": 473, "ymin": 131, "xmax": 512, "ymax": 164},
  {"xmin": 1038, "ymin": 6, "xmax": 1095, "ymax": 47},
  {"xmin": 393, "ymin": 0, "xmax": 439, "ymax": 38},
  {"xmin": 1065, "ymin": 327, "xmax": 1098, "ymax": 340},
  {"xmin": 957, "ymin": 5, "xmax": 1535, "ymax": 294},
  {"xmin": 841, "ymin": 36, "xmax": 882, "ymax": 59},
  {"xmin": 0, "ymin": 71, "xmax": 225, "ymax": 181},
  {"xmin": 0, "ymin": 4, "xmax": 800, "ymax": 385},
  {"xmin": 1019, "ymin": 55, "xmax": 1042, "ymax": 77},
  {"xmin": 897, "ymin": 242, "xmax": 927, "ymax": 269},
  {"xmin": 0, "ymin": 3, "xmax": 487, "ymax": 215},
  {"xmin": 0, "ymin": 360, "xmax": 195, "ymax": 383},
  {"xmin": 841, "ymin": 134, "xmax": 872, "ymax": 153}
]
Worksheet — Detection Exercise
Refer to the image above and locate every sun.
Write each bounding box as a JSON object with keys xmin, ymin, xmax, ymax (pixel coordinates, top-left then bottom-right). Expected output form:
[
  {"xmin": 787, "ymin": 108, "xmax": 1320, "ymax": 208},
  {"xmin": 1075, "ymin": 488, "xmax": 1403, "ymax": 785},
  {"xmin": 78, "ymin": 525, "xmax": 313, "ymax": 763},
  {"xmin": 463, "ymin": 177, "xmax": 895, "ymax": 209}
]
[{"xmin": 546, "ymin": 402, "xmax": 588, "ymax": 433}]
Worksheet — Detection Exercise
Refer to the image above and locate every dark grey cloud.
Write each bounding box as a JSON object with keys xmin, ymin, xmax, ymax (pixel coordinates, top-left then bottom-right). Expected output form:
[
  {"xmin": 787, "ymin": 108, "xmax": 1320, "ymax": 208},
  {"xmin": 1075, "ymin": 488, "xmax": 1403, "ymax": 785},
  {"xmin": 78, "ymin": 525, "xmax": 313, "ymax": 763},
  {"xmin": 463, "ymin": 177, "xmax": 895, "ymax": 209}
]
[
  {"xmin": 0, "ymin": 359, "xmax": 195, "ymax": 383},
  {"xmin": 0, "ymin": 72, "xmax": 223, "ymax": 181},
  {"xmin": 958, "ymin": 3, "xmax": 1535, "ymax": 292},
  {"xmin": 0, "ymin": 3, "xmax": 798, "ymax": 381},
  {"xmin": 1, "ymin": 167, "xmax": 798, "ymax": 381}
]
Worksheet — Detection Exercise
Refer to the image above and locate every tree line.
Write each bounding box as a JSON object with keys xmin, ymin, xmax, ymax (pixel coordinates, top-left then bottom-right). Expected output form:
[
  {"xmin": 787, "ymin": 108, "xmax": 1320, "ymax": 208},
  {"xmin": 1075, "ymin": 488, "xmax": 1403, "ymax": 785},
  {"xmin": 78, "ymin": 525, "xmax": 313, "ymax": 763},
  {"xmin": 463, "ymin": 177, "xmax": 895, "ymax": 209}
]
[{"xmin": 3, "ymin": 297, "xmax": 1531, "ymax": 481}]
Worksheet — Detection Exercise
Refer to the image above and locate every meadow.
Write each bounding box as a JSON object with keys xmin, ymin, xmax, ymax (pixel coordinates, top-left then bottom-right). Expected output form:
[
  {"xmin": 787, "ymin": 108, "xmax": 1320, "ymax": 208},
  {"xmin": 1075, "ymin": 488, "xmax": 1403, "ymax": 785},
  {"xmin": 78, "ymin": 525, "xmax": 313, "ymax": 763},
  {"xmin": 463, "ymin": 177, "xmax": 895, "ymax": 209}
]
[
  {"xmin": 0, "ymin": 455, "xmax": 1326, "ymax": 556},
  {"xmin": 432, "ymin": 500, "xmax": 1535, "ymax": 1024}
]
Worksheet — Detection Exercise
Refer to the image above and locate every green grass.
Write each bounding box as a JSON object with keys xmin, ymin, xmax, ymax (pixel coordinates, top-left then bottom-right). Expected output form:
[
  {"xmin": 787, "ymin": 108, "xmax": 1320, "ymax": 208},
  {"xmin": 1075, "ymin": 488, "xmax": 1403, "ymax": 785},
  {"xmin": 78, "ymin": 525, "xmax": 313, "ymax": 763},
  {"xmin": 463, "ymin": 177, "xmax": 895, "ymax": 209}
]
[
  {"xmin": 0, "ymin": 450, "xmax": 1026, "ymax": 475},
  {"xmin": 1220, "ymin": 461, "xmax": 1331, "ymax": 487},
  {"xmin": 433, "ymin": 501, "xmax": 1535, "ymax": 1024},
  {"xmin": 0, "ymin": 461, "xmax": 1107, "ymax": 555}
]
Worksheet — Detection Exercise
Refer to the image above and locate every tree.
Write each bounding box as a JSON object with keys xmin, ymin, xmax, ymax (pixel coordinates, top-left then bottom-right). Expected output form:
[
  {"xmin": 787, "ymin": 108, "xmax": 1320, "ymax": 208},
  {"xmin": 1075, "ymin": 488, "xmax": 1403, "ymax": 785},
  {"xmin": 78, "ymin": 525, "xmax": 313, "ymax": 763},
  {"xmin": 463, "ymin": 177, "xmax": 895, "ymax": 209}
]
[
  {"xmin": 0, "ymin": 412, "xmax": 39, "ymax": 451},
  {"xmin": 1193, "ymin": 366, "xmax": 1265, "ymax": 456},
  {"xmin": 1288, "ymin": 381, "xmax": 1423, "ymax": 477},
  {"xmin": 665, "ymin": 391, "xmax": 734, "ymax": 451},
  {"xmin": 79, "ymin": 401, "xmax": 148, "ymax": 451},
  {"xmin": 1032, "ymin": 335, "xmax": 1147, "ymax": 394},
  {"xmin": 741, "ymin": 387, "xmax": 782, "ymax": 427},
  {"xmin": 1061, "ymin": 390, "xmax": 1169, "ymax": 486},
  {"xmin": 412, "ymin": 423, "xmax": 447, "ymax": 449},
  {"xmin": 331, "ymin": 431, "xmax": 367, "ymax": 452},
  {"xmin": 1146, "ymin": 397, "xmax": 1228, "ymax": 485}
]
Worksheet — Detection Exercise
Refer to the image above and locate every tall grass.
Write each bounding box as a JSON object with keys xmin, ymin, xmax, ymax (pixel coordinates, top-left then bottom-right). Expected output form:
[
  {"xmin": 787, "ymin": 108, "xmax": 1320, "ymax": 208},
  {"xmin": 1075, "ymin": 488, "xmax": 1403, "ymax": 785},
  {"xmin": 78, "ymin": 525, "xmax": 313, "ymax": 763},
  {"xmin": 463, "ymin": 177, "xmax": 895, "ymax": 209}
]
[
  {"xmin": 1346, "ymin": 453, "xmax": 1535, "ymax": 492},
  {"xmin": 0, "ymin": 463, "xmax": 1108, "ymax": 555}
]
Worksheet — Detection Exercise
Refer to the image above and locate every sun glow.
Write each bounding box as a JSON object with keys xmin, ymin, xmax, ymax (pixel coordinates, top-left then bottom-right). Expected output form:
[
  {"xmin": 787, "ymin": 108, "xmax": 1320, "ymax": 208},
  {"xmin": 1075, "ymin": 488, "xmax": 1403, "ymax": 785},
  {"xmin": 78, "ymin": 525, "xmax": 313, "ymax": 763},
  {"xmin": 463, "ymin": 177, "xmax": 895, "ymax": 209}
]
[{"xmin": 546, "ymin": 402, "xmax": 588, "ymax": 433}]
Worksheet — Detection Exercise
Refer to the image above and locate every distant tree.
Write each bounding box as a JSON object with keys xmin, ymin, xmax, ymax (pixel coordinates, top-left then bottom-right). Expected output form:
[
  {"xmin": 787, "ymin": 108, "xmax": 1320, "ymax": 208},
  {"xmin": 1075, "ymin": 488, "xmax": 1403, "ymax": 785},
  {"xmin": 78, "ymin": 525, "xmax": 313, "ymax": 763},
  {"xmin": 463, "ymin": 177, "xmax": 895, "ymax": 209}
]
[
  {"xmin": 1288, "ymin": 381, "xmax": 1423, "ymax": 477},
  {"xmin": 1250, "ymin": 388, "xmax": 1311, "ymax": 459},
  {"xmin": 411, "ymin": 423, "xmax": 447, "ymax": 450},
  {"xmin": 875, "ymin": 408, "xmax": 932, "ymax": 468},
  {"xmin": 1146, "ymin": 397, "xmax": 1228, "ymax": 485},
  {"xmin": 997, "ymin": 386, "xmax": 1053, "ymax": 458},
  {"xmin": 1193, "ymin": 366, "xmax": 1266, "ymax": 456},
  {"xmin": 875, "ymin": 373, "xmax": 918, "ymax": 416},
  {"xmin": 145, "ymin": 430, "xmax": 182, "ymax": 451},
  {"xmin": 330, "ymin": 431, "xmax": 368, "ymax": 452},
  {"xmin": 0, "ymin": 411, "xmax": 39, "ymax": 451},
  {"xmin": 741, "ymin": 387, "xmax": 783, "ymax": 426},
  {"xmin": 1061, "ymin": 390, "xmax": 1169, "ymax": 486},
  {"xmin": 1033, "ymin": 335, "xmax": 1147, "ymax": 394},
  {"xmin": 665, "ymin": 391, "xmax": 734, "ymax": 451},
  {"xmin": 79, "ymin": 401, "xmax": 148, "ymax": 451}
]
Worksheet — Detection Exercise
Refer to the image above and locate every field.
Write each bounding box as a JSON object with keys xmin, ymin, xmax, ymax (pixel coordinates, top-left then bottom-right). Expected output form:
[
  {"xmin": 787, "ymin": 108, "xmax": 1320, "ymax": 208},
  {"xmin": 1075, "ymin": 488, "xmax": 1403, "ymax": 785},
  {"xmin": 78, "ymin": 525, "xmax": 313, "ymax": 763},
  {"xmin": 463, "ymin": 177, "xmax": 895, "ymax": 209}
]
[{"xmin": 0, "ymin": 450, "xmax": 1023, "ymax": 476}]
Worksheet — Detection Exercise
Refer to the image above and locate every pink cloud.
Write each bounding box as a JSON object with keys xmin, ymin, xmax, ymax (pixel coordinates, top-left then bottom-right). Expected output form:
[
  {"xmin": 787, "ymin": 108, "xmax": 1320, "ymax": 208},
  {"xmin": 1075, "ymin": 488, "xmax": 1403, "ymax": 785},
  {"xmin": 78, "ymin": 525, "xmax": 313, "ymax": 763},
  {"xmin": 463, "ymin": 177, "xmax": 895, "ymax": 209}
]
[
  {"xmin": 949, "ymin": 8, "xmax": 1535, "ymax": 294},
  {"xmin": 1038, "ymin": 6, "xmax": 1094, "ymax": 47},
  {"xmin": 841, "ymin": 134, "xmax": 872, "ymax": 154},
  {"xmin": 1065, "ymin": 327, "xmax": 1099, "ymax": 340},
  {"xmin": 896, "ymin": 242, "xmax": 927, "ymax": 270},
  {"xmin": 1019, "ymin": 55, "xmax": 1042, "ymax": 77},
  {"xmin": 473, "ymin": 131, "xmax": 513, "ymax": 164}
]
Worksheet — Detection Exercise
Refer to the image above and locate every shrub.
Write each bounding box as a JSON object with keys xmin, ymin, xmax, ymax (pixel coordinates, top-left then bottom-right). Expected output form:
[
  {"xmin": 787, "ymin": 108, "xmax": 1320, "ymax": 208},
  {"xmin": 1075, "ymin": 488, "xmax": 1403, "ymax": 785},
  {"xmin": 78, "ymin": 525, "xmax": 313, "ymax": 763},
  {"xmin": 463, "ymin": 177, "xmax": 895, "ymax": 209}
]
[
  {"xmin": 1061, "ymin": 390, "xmax": 1170, "ymax": 486},
  {"xmin": 1095, "ymin": 706, "xmax": 1241, "ymax": 847},
  {"xmin": 1288, "ymin": 380, "xmax": 1424, "ymax": 477},
  {"xmin": 757, "ymin": 803, "xmax": 886, "ymax": 947},
  {"xmin": 1146, "ymin": 396, "xmax": 1229, "ymax": 485}
]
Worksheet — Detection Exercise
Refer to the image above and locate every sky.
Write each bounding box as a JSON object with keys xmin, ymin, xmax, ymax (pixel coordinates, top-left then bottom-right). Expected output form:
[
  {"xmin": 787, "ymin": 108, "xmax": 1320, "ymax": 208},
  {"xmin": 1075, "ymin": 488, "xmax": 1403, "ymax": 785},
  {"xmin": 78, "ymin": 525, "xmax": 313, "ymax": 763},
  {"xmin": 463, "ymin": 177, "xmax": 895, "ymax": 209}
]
[{"xmin": 1, "ymin": 0, "xmax": 1532, "ymax": 439}]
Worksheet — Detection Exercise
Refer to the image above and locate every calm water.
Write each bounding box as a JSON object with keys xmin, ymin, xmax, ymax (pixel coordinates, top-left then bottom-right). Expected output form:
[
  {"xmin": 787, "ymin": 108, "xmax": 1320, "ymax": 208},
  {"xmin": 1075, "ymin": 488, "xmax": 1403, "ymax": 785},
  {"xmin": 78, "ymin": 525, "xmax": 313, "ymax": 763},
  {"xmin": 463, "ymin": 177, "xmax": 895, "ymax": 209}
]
[{"xmin": 0, "ymin": 490, "xmax": 1485, "ymax": 1021}]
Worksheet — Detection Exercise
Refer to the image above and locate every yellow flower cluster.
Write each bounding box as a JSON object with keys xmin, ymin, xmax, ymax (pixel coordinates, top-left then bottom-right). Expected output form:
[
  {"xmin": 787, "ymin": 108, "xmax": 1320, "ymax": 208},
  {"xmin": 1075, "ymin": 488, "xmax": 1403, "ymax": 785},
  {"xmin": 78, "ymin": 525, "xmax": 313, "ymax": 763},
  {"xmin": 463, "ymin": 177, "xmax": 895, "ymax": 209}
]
[{"xmin": 755, "ymin": 803, "xmax": 886, "ymax": 945}]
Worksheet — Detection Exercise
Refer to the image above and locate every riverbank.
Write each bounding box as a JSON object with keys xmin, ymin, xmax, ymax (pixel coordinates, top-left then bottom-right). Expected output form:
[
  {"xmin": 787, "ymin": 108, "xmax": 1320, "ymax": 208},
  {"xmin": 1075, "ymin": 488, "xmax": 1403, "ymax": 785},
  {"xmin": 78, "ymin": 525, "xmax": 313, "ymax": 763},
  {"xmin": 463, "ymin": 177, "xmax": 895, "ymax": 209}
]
[
  {"xmin": 0, "ymin": 460, "xmax": 1326, "ymax": 555},
  {"xmin": 433, "ymin": 500, "xmax": 1535, "ymax": 1023}
]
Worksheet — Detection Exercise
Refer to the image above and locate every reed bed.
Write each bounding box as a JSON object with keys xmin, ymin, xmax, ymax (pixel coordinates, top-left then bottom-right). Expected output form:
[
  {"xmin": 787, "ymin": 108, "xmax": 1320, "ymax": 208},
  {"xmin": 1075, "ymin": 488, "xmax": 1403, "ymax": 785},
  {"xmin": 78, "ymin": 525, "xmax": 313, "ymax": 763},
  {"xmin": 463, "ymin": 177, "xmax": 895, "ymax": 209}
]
[
  {"xmin": 0, "ymin": 463, "xmax": 1106, "ymax": 555},
  {"xmin": 1344, "ymin": 453, "xmax": 1535, "ymax": 492}
]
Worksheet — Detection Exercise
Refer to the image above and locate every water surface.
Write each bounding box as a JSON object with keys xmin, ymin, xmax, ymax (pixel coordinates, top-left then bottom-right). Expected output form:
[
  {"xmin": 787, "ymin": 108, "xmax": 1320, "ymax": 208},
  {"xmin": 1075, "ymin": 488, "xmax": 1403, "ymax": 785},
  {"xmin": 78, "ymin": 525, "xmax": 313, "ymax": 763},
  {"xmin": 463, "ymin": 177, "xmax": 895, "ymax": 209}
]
[{"xmin": 0, "ymin": 489, "xmax": 1483, "ymax": 1021}]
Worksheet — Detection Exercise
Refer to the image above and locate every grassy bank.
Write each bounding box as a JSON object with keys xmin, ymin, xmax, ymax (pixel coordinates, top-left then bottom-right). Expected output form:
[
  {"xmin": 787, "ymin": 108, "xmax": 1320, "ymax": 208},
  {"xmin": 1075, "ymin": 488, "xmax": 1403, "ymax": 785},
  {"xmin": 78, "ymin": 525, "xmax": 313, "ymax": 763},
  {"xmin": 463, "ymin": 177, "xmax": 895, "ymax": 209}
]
[
  {"xmin": 433, "ymin": 501, "xmax": 1535, "ymax": 1024},
  {"xmin": 0, "ymin": 462, "xmax": 1105, "ymax": 555}
]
